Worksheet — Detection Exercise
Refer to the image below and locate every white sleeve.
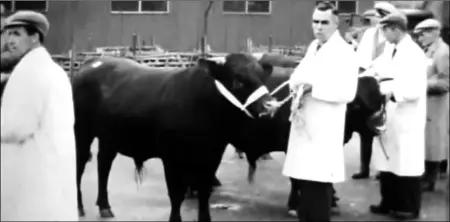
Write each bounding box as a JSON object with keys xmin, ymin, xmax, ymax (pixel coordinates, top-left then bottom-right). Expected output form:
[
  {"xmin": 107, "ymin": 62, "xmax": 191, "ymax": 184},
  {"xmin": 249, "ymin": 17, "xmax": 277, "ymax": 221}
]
[
  {"xmin": 356, "ymin": 28, "xmax": 375, "ymax": 70},
  {"xmin": 41, "ymin": 70, "xmax": 76, "ymax": 156}
]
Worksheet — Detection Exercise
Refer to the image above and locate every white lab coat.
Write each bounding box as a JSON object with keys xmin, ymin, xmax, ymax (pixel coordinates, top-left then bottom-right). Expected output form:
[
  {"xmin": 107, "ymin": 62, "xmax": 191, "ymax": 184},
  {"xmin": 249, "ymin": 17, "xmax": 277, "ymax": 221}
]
[
  {"xmin": 371, "ymin": 35, "xmax": 427, "ymax": 177},
  {"xmin": 356, "ymin": 26, "xmax": 394, "ymax": 70},
  {"xmin": 1, "ymin": 47, "xmax": 78, "ymax": 221},
  {"xmin": 282, "ymin": 31, "xmax": 359, "ymax": 183}
]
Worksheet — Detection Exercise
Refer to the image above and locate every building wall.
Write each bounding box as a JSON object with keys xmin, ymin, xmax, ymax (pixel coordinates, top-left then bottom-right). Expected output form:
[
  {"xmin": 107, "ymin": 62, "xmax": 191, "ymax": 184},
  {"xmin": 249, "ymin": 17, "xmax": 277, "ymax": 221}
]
[{"xmin": 43, "ymin": 1, "xmax": 374, "ymax": 54}]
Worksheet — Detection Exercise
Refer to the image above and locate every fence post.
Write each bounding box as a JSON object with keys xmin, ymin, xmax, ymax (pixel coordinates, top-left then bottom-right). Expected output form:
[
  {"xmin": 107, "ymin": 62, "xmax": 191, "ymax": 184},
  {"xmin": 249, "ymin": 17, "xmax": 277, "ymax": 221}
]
[
  {"xmin": 87, "ymin": 33, "xmax": 93, "ymax": 52},
  {"xmin": 131, "ymin": 32, "xmax": 138, "ymax": 59},
  {"xmin": 246, "ymin": 37, "xmax": 253, "ymax": 53},
  {"xmin": 268, "ymin": 35, "xmax": 273, "ymax": 53}
]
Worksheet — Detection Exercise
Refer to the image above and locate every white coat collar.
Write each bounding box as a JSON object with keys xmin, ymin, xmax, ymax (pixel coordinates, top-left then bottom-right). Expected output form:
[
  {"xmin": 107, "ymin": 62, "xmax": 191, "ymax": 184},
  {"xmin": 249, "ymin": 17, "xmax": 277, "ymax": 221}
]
[{"xmin": 313, "ymin": 30, "xmax": 346, "ymax": 56}]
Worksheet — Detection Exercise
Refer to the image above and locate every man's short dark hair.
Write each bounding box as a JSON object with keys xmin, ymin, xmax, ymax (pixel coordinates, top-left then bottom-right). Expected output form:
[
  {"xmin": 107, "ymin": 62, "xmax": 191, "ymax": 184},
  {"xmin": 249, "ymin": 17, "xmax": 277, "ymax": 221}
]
[
  {"xmin": 315, "ymin": 1, "xmax": 339, "ymax": 16},
  {"xmin": 24, "ymin": 25, "xmax": 44, "ymax": 43}
]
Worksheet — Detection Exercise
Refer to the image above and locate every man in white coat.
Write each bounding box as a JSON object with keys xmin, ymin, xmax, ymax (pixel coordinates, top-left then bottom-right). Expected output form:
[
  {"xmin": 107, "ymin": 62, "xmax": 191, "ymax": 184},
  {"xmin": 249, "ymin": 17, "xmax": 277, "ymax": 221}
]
[
  {"xmin": 282, "ymin": 1, "xmax": 359, "ymax": 221},
  {"xmin": 351, "ymin": 1, "xmax": 397, "ymax": 180},
  {"xmin": 368, "ymin": 12, "xmax": 427, "ymax": 220},
  {"xmin": 1, "ymin": 11, "xmax": 78, "ymax": 221}
]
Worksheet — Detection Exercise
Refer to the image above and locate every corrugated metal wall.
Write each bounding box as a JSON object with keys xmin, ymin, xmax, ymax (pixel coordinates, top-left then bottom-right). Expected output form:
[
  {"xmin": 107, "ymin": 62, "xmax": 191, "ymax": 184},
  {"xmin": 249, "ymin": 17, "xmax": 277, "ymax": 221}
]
[{"xmin": 42, "ymin": 1, "xmax": 374, "ymax": 54}]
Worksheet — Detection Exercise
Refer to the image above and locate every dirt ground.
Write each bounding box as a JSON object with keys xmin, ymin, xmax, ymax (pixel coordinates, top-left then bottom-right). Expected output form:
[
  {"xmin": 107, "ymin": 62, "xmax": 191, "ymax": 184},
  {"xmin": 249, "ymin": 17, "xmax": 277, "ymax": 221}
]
[{"xmin": 79, "ymin": 134, "xmax": 449, "ymax": 221}]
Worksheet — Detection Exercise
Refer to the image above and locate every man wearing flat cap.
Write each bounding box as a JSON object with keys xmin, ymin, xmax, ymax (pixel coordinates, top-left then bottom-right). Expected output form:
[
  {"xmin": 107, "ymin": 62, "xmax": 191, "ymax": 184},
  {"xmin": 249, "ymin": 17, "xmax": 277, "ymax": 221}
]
[
  {"xmin": 414, "ymin": 19, "xmax": 450, "ymax": 192},
  {"xmin": 350, "ymin": 1, "xmax": 398, "ymax": 180},
  {"xmin": 1, "ymin": 11, "xmax": 78, "ymax": 221},
  {"xmin": 365, "ymin": 12, "xmax": 427, "ymax": 220}
]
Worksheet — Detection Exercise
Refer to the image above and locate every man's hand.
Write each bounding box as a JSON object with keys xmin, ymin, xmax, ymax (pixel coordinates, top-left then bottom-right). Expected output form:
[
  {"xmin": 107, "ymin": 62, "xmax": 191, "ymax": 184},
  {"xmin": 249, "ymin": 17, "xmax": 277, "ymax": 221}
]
[{"xmin": 303, "ymin": 84, "xmax": 313, "ymax": 95}]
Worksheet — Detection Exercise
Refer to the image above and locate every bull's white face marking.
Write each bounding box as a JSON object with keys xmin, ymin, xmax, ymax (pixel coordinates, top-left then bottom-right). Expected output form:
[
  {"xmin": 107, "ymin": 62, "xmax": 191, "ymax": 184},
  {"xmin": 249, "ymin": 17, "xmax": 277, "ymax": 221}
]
[
  {"xmin": 214, "ymin": 80, "xmax": 269, "ymax": 118},
  {"xmin": 92, "ymin": 61, "xmax": 102, "ymax": 68}
]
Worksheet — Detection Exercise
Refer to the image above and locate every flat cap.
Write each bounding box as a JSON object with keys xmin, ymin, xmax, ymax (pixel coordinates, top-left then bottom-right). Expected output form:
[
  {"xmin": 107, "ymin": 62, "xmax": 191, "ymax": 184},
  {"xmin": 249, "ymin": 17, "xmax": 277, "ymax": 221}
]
[
  {"xmin": 4, "ymin": 10, "xmax": 49, "ymax": 37},
  {"xmin": 374, "ymin": 2, "xmax": 397, "ymax": 15},
  {"xmin": 363, "ymin": 9, "xmax": 377, "ymax": 17},
  {"xmin": 379, "ymin": 12, "xmax": 408, "ymax": 30},
  {"xmin": 413, "ymin": 18, "xmax": 441, "ymax": 33}
]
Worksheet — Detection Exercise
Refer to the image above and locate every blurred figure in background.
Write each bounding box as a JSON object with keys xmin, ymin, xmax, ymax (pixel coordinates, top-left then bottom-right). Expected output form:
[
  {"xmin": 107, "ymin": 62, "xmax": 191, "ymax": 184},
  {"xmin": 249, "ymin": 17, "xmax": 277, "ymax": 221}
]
[{"xmin": 414, "ymin": 19, "xmax": 449, "ymax": 191}]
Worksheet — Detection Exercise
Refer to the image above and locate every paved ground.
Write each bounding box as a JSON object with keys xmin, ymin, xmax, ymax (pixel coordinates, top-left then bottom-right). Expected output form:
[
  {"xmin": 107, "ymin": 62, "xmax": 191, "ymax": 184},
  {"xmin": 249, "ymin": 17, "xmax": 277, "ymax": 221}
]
[{"xmin": 79, "ymin": 134, "xmax": 449, "ymax": 221}]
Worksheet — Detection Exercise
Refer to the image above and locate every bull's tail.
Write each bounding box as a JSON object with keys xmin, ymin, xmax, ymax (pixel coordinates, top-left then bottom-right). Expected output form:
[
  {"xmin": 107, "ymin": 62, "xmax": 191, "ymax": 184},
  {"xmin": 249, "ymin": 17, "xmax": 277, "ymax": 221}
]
[{"xmin": 133, "ymin": 159, "xmax": 146, "ymax": 188}]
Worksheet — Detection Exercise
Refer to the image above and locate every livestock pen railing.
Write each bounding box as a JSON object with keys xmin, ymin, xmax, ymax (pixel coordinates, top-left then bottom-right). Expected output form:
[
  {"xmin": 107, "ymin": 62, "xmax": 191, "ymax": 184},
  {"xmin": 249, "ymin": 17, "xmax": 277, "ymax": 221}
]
[{"xmin": 52, "ymin": 37, "xmax": 307, "ymax": 76}]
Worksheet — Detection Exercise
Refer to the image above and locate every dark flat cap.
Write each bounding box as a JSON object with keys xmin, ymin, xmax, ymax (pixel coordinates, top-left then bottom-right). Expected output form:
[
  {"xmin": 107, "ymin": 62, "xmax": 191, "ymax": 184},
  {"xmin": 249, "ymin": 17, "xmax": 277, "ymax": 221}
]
[
  {"xmin": 413, "ymin": 19, "xmax": 441, "ymax": 33},
  {"xmin": 379, "ymin": 12, "xmax": 408, "ymax": 30},
  {"xmin": 4, "ymin": 10, "xmax": 49, "ymax": 37}
]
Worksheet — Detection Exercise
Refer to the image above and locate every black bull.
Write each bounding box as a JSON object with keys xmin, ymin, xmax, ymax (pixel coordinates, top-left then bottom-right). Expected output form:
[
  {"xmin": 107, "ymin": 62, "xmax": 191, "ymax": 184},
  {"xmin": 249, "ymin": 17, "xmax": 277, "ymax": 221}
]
[
  {"xmin": 72, "ymin": 54, "xmax": 278, "ymax": 222},
  {"xmin": 204, "ymin": 54, "xmax": 388, "ymax": 212}
]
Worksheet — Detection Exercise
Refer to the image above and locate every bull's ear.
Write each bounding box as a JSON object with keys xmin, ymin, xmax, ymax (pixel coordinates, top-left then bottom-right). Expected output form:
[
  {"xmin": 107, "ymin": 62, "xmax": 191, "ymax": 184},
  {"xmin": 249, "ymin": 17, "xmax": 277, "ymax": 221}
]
[
  {"xmin": 197, "ymin": 58, "xmax": 225, "ymax": 79},
  {"xmin": 259, "ymin": 62, "xmax": 273, "ymax": 83}
]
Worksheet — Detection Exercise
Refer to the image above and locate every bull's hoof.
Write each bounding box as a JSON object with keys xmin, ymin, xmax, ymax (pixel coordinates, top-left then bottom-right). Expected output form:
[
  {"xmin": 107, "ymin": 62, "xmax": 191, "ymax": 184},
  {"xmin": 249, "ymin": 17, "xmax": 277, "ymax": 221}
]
[
  {"xmin": 78, "ymin": 207, "xmax": 86, "ymax": 217},
  {"xmin": 260, "ymin": 154, "xmax": 273, "ymax": 160},
  {"xmin": 99, "ymin": 208, "xmax": 115, "ymax": 218},
  {"xmin": 287, "ymin": 209, "xmax": 297, "ymax": 217}
]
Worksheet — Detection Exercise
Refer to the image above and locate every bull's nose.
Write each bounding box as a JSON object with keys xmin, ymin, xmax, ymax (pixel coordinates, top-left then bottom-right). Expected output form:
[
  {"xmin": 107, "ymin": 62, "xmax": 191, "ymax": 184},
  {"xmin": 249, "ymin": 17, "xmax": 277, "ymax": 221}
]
[{"xmin": 260, "ymin": 99, "xmax": 279, "ymax": 118}]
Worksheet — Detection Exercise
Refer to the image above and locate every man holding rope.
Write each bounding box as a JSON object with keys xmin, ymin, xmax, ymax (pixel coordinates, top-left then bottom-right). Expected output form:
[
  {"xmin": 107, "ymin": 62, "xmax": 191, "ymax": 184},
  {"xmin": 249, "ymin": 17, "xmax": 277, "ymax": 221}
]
[
  {"xmin": 367, "ymin": 12, "xmax": 427, "ymax": 220},
  {"xmin": 282, "ymin": 1, "xmax": 358, "ymax": 221},
  {"xmin": 352, "ymin": 1, "xmax": 397, "ymax": 180}
]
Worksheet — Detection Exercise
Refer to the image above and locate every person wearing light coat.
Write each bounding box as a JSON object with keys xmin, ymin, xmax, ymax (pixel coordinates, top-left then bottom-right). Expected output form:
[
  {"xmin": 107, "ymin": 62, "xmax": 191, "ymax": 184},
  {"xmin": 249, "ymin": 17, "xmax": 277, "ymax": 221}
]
[
  {"xmin": 1, "ymin": 11, "xmax": 78, "ymax": 221},
  {"xmin": 282, "ymin": 2, "xmax": 358, "ymax": 221},
  {"xmin": 414, "ymin": 19, "xmax": 450, "ymax": 191},
  {"xmin": 368, "ymin": 12, "xmax": 427, "ymax": 220},
  {"xmin": 351, "ymin": 1, "xmax": 397, "ymax": 180}
]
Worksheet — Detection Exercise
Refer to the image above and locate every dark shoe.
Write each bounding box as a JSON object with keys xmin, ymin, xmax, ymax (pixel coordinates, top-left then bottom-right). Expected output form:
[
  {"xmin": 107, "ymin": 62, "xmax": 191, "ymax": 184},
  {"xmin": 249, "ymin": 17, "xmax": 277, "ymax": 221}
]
[
  {"xmin": 390, "ymin": 210, "xmax": 420, "ymax": 220},
  {"xmin": 440, "ymin": 160, "xmax": 448, "ymax": 174},
  {"xmin": 352, "ymin": 172, "xmax": 370, "ymax": 180},
  {"xmin": 370, "ymin": 204, "xmax": 391, "ymax": 215}
]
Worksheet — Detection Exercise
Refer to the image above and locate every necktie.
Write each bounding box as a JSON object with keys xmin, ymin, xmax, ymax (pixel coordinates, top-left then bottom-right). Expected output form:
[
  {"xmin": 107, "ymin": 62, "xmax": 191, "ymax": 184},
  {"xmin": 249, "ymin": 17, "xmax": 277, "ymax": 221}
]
[
  {"xmin": 391, "ymin": 48, "xmax": 397, "ymax": 59},
  {"xmin": 316, "ymin": 43, "xmax": 323, "ymax": 54}
]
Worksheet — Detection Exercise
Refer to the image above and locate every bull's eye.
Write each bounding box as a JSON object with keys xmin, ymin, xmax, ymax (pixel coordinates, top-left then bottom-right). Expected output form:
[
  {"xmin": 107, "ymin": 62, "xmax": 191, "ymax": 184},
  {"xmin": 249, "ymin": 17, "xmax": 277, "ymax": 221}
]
[{"xmin": 232, "ymin": 79, "xmax": 243, "ymax": 89}]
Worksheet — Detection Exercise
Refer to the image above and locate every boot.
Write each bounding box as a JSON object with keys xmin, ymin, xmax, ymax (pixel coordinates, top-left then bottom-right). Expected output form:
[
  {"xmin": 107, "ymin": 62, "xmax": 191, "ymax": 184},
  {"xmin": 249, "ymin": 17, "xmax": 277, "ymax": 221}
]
[
  {"xmin": 422, "ymin": 161, "xmax": 439, "ymax": 191},
  {"xmin": 440, "ymin": 160, "xmax": 448, "ymax": 177}
]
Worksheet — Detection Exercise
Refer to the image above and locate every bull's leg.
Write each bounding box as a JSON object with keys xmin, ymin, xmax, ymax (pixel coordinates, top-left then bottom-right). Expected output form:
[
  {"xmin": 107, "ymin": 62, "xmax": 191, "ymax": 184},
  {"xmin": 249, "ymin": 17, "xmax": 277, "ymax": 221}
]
[
  {"xmin": 76, "ymin": 137, "xmax": 94, "ymax": 217},
  {"xmin": 287, "ymin": 178, "xmax": 299, "ymax": 217},
  {"xmin": 75, "ymin": 123, "xmax": 95, "ymax": 217},
  {"xmin": 352, "ymin": 134, "xmax": 373, "ymax": 180},
  {"xmin": 96, "ymin": 141, "xmax": 118, "ymax": 218},
  {"xmin": 163, "ymin": 162, "xmax": 187, "ymax": 222},
  {"xmin": 196, "ymin": 175, "xmax": 213, "ymax": 222}
]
